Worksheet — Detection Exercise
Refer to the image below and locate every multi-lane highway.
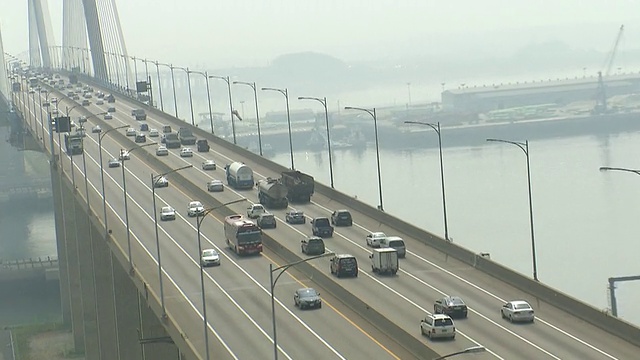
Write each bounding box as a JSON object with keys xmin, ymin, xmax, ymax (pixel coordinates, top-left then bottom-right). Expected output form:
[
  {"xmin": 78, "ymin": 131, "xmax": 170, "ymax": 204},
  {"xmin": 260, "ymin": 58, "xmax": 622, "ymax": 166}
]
[{"xmin": 14, "ymin": 73, "xmax": 640, "ymax": 359}]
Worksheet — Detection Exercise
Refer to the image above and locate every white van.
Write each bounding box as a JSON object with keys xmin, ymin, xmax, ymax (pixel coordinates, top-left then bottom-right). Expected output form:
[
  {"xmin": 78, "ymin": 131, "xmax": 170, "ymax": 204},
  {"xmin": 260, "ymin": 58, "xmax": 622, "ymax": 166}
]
[
  {"xmin": 420, "ymin": 314, "xmax": 456, "ymax": 339},
  {"xmin": 380, "ymin": 236, "xmax": 406, "ymax": 258}
]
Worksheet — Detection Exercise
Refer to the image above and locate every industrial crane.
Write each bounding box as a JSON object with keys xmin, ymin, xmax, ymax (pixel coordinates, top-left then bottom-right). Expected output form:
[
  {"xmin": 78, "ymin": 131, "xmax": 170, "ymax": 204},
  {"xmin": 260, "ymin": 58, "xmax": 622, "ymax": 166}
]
[{"xmin": 594, "ymin": 25, "xmax": 624, "ymax": 115}]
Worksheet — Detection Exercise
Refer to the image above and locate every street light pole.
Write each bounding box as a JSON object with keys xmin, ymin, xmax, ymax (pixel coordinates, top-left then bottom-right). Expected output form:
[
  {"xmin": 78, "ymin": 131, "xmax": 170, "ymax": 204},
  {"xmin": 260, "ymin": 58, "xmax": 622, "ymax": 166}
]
[
  {"xmin": 152, "ymin": 165, "xmax": 193, "ymax": 319},
  {"xmin": 262, "ymin": 87, "xmax": 294, "ymax": 169},
  {"xmin": 234, "ymin": 81, "xmax": 263, "ymax": 155},
  {"xmin": 176, "ymin": 66, "xmax": 195, "ymax": 126},
  {"xmin": 98, "ymin": 125, "xmax": 129, "ymax": 238},
  {"xmin": 170, "ymin": 65, "xmax": 179, "ymax": 118},
  {"xmin": 487, "ymin": 138, "xmax": 538, "ymax": 281},
  {"xmin": 192, "ymin": 71, "xmax": 214, "ymax": 133},
  {"xmin": 154, "ymin": 61, "xmax": 165, "ymax": 112},
  {"xmin": 196, "ymin": 198, "xmax": 247, "ymax": 360},
  {"xmin": 270, "ymin": 252, "xmax": 334, "ymax": 360},
  {"xmin": 299, "ymin": 96, "xmax": 334, "ymax": 188},
  {"xmin": 345, "ymin": 106, "xmax": 384, "ymax": 211},
  {"xmin": 405, "ymin": 121, "xmax": 449, "ymax": 240},
  {"xmin": 433, "ymin": 345, "xmax": 486, "ymax": 360},
  {"xmin": 121, "ymin": 142, "xmax": 156, "ymax": 273},
  {"xmin": 211, "ymin": 75, "xmax": 237, "ymax": 144}
]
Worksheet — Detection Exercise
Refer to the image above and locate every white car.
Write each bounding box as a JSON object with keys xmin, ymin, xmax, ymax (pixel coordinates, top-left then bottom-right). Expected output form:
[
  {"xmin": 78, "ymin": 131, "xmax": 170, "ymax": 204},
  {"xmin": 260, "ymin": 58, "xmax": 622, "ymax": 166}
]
[
  {"xmin": 91, "ymin": 125, "xmax": 102, "ymax": 133},
  {"xmin": 206, "ymin": 179, "xmax": 224, "ymax": 192},
  {"xmin": 187, "ymin": 201, "xmax": 205, "ymax": 217},
  {"xmin": 108, "ymin": 158, "xmax": 120, "ymax": 168},
  {"xmin": 104, "ymin": 113, "xmax": 113, "ymax": 120},
  {"xmin": 501, "ymin": 300, "xmax": 535, "ymax": 323},
  {"xmin": 153, "ymin": 176, "xmax": 169, "ymax": 188},
  {"xmin": 180, "ymin": 148, "xmax": 193, "ymax": 157},
  {"xmin": 366, "ymin": 232, "xmax": 387, "ymax": 247},
  {"xmin": 247, "ymin": 204, "xmax": 266, "ymax": 219},
  {"xmin": 160, "ymin": 206, "xmax": 176, "ymax": 221},
  {"xmin": 96, "ymin": 99, "xmax": 104, "ymax": 105},
  {"xmin": 119, "ymin": 150, "xmax": 130, "ymax": 161},
  {"xmin": 125, "ymin": 127, "xmax": 136, "ymax": 136},
  {"xmin": 201, "ymin": 249, "xmax": 221, "ymax": 267},
  {"xmin": 149, "ymin": 129, "xmax": 159, "ymax": 137},
  {"xmin": 202, "ymin": 160, "xmax": 216, "ymax": 170},
  {"xmin": 155, "ymin": 145, "xmax": 169, "ymax": 156},
  {"xmin": 420, "ymin": 314, "xmax": 456, "ymax": 339}
]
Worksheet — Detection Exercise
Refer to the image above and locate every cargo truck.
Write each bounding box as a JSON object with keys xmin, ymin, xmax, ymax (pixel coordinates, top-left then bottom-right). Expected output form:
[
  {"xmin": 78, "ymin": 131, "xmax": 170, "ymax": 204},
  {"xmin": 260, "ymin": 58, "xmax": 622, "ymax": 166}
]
[
  {"xmin": 257, "ymin": 178, "xmax": 289, "ymax": 209},
  {"xmin": 64, "ymin": 133, "xmax": 83, "ymax": 155},
  {"xmin": 281, "ymin": 170, "xmax": 314, "ymax": 203},
  {"xmin": 178, "ymin": 127, "xmax": 197, "ymax": 145},
  {"xmin": 225, "ymin": 162, "xmax": 254, "ymax": 189},
  {"xmin": 370, "ymin": 248, "xmax": 398, "ymax": 275},
  {"xmin": 163, "ymin": 133, "xmax": 181, "ymax": 148}
]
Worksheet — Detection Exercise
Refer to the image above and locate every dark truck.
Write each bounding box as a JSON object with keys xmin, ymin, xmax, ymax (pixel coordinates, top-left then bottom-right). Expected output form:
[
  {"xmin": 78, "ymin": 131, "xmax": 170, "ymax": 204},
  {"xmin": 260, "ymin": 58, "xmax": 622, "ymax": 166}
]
[
  {"xmin": 64, "ymin": 133, "xmax": 83, "ymax": 155},
  {"xmin": 311, "ymin": 217, "xmax": 333, "ymax": 238},
  {"xmin": 164, "ymin": 133, "xmax": 181, "ymax": 148},
  {"xmin": 178, "ymin": 127, "xmax": 197, "ymax": 145},
  {"xmin": 281, "ymin": 170, "xmax": 314, "ymax": 203},
  {"xmin": 197, "ymin": 139, "xmax": 210, "ymax": 152},
  {"xmin": 257, "ymin": 178, "xmax": 289, "ymax": 209}
]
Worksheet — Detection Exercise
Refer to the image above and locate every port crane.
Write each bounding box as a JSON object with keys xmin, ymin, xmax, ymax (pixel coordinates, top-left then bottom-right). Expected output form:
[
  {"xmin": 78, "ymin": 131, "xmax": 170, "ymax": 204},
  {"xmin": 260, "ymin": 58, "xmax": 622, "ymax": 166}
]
[{"xmin": 594, "ymin": 25, "xmax": 624, "ymax": 115}]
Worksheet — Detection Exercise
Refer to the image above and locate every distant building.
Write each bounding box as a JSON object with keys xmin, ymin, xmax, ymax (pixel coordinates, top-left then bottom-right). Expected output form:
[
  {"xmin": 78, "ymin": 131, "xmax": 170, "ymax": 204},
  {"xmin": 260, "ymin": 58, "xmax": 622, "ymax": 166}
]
[{"xmin": 442, "ymin": 75, "xmax": 640, "ymax": 113}]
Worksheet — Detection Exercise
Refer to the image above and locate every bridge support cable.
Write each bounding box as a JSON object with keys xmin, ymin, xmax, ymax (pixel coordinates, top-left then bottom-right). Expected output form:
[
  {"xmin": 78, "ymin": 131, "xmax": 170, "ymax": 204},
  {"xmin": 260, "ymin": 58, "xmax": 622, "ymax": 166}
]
[
  {"xmin": 81, "ymin": 0, "xmax": 108, "ymax": 81},
  {"xmin": 28, "ymin": 0, "xmax": 55, "ymax": 68},
  {"xmin": 62, "ymin": 0, "xmax": 88, "ymax": 73}
]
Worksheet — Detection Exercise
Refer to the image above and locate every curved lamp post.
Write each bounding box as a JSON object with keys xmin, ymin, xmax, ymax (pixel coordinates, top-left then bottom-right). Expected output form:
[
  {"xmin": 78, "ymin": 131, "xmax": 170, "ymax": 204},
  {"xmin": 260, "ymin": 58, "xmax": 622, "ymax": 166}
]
[
  {"xmin": 270, "ymin": 252, "xmax": 335, "ymax": 360},
  {"xmin": 486, "ymin": 138, "xmax": 538, "ymax": 281},
  {"xmin": 344, "ymin": 106, "xmax": 384, "ymax": 211},
  {"xmin": 234, "ymin": 81, "xmax": 262, "ymax": 155},
  {"xmin": 196, "ymin": 198, "xmax": 247, "ymax": 360},
  {"xmin": 191, "ymin": 70, "xmax": 214, "ymax": 132},
  {"xmin": 299, "ymin": 96, "xmax": 334, "ymax": 188},
  {"xmin": 262, "ymin": 87, "xmax": 294, "ymax": 169},
  {"xmin": 599, "ymin": 166, "xmax": 640, "ymax": 177},
  {"xmin": 433, "ymin": 345, "xmax": 486, "ymax": 360},
  {"xmin": 152, "ymin": 164, "xmax": 193, "ymax": 319},
  {"xmin": 155, "ymin": 62, "xmax": 174, "ymax": 113},
  {"xmin": 98, "ymin": 124, "xmax": 130, "ymax": 239},
  {"xmin": 174, "ymin": 66, "xmax": 195, "ymax": 126},
  {"xmin": 121, "ymin": 142, "xmax": 156, "ymax": 273},
  {"xmin": 210, "ymin": 75, "xmax": 237, "ymax": 144},
  {"xmin": 405, "ymin": 121, "xmax": 449, "ymax": 240}
]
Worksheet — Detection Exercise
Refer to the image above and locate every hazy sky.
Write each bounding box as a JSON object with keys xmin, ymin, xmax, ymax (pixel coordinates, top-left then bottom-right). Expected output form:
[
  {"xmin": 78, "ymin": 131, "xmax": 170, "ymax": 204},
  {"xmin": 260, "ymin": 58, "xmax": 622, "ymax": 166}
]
[{"xmin": 2, "ymin": 0, "xmax": 640, "ymax": 69}]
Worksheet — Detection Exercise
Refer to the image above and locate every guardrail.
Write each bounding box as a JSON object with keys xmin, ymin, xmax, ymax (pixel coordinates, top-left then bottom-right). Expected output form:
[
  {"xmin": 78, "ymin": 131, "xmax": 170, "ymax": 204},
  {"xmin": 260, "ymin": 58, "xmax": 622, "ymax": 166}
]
[{"xmin": 0, "ymin": 256, "xmax": 58, "ymax": 270}]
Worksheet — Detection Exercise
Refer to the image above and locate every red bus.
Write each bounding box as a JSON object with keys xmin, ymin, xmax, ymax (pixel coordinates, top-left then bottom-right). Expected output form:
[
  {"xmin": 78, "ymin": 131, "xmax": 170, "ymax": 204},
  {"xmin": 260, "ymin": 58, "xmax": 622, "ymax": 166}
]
[{"xmin": 224, "ymin": 214, "xmax": 263, "ymax": 255}]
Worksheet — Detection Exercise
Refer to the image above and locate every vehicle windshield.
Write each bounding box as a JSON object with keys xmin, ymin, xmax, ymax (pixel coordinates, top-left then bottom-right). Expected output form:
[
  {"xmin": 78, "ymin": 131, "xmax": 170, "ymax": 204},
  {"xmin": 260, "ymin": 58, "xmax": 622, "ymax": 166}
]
[
  {"xmin": 434, "ymin": 318, "xmax": 454, "ymax": 326},
  {"xmin": 299, "ymin": 289, "xmax": 318, "ymax": 298},
  {"xmin": 450, "ymin": 298, "xmax": 465, "ymax": 305},
  {"xmin": 339, "ymin": 258, "xmax": 357, "ymax": 269},
  {"xmin": 190, "ymin": 202, "xmax": 202, "ymax": 208},
  {"xmin": 162, "ymin": 207, "xmax": 173, "ymax": 213},
  {"xmin": 314, "ymin": 218, "xmax": 330, "ymax": 226},
  {"xmin": 202, "ymin": 250, "xmax": 217, "ymax": 257},
  {"xmin": 237, "ymin": 231, "xmax": 261, "ymax": 245},
  {"xmin": 515, "ymin": 303, "xmax": 531, "ymax": 310},
  {"xmin": 388, "ymin": 240, "xmax": 404, "ymax": 247}
]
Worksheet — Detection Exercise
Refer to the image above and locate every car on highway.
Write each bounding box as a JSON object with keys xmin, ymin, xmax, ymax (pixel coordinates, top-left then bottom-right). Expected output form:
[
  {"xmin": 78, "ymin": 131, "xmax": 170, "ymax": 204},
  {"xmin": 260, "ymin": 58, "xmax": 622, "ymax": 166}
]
[
  {"xmin": 420, "ymin": 314, "xmax": 456, "ymax": 340},
  {"xmin": 331, "ymin": 209, "xmax": 353, "ymax": 226},
  {"xmin": 78, "ymin": 116, "xmax": 87, "ymax": 124},
  {"xmin": 81, "ymin": 99, "xmax": 90, "ymax": 106},
  {"xmin": 119, "ymin": 150, "xmax": 130, "ymax": 161},
  {"xmin": 434, "ymin": 296, "xmax": 468, "ymax": 318},
  {"xmin": 187, "ymin": 201, "xmax": 205, "ymax": 217},
  {"xmin": 103, "ymin": 113, "xmax": 113, "ymax": 120},
  {"xmin": 501, "ymin": 300, "xmax": 535, "ymax": 323},
  {"xmin": 91, "ymin": 125, "xmax": 102, "ymax": 133},
  {"xmin": 160, "ymin": 206, "xmax": 176, "ymax": 221},
  {"xmin": 380, "ymin": 236, "xmax": 406, "ymax": 258},
  {"xmin": 96, "ymin": 99, "xmax": 104, "ymax": 105},
  {"xmin": 135, "ymin": 133, "xmax": 146, "ymax": 143},
  {"xmin": 257, "ymin": 213, "xmax": 276, "ymax": 229},
  {"xmin": 125, "ymin": 127, "xmax": 136, "ymax": 136},
  {"xmin": 108, "ymin": 158, "xmax": 120, "ymax": 168},
  {"xmin": 180, "ymin": 148, "xmax": 193, "ymax": 157},
  {"xmin": 107, "ymin": 106, "xmax": 116, "ymax": 113},
  {"xmin": 311, "ymin": 217, "xmax": 333, "ymax": 238},
  {"xmin": 155, "ymin": 145, "xmax": 169, "ymax": 156},
  {"xmin": 294, "ymin": 288, "xmax": 321, "ymax": 310},
  {"xmin": 301, "ymin": 236, "xmax": 325, "ymax": 255},
  {"xmin": 330, "ymin": 254, "xmax": 358, "ymax": 278},
  {"xmin": 200, "ymin": 249, "xmax": 220, "ymax": 267},
  {"xmin": 140, "ymin": 123, "xmax": 149, "ymax": 131},
  {"xmin": 247, "ymin": 204, "xmax": 266, "ymax": 219},
  {"xmin": 206, "ymin": 179, "xmax": 224, "ymax": 192},
  {"xmin": 202, "ymin": 160, "xmax": 216, "ymax": 170},
  {"xmin": 285, "ymin": 210, "xmax": 305, "ymax": 224},
  {"xmin": 366, "ymin": 232, "xmax": 387, "ymax": 248},
  {"xmin": 153, "ymin": 176, "xmax": 169, "ymax": 188},
  {"xmin": 149, "ymin": 129, "xmax": 159, "ymax": 137}
]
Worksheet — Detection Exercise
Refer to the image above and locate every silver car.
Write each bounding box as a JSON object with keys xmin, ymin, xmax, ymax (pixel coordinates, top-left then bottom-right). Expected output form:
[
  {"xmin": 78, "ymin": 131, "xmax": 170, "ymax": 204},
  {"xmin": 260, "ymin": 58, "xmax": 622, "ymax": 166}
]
[
  {"xmin": 202, "ymin": 160, "xmax": 216, "ymax": 170},
  {"xmin": 501, "ymin": 300, "xmax": 535, "ymax": 323},
  {"xmin": 201, "ymin": 249, "xmax": 220, "ymax": 267},
  {"xmin": 187, "ymin": 201, "xmax": 205, "ymax": 217},
  {"xmin": 155, "ymin": 146, "xmax": 169, "ymax": 156},
  {"xmin": 160, "ymin": 206, "xmax": 176, "ymax": 221},
  {"xmin": 180, "ymin": 148, "xmax": 193, "ymax": 157},
  {"xmin": 108, "ymin": 158, "xmax": 120, "ymax": 168},
  {"xmin": 153, "ymin": 176, "xmax": 169, "ymax": 188},
  {"xmin": 207, "ymin": 179, "xmax": 224, "ymax": 192},
  {"xmin": 125, "ymin": 127, "xmax": 136, "ymax": 136},
  {"xmin": 366, "ymin": 232, "xmax": 387, "ymax": 248}
]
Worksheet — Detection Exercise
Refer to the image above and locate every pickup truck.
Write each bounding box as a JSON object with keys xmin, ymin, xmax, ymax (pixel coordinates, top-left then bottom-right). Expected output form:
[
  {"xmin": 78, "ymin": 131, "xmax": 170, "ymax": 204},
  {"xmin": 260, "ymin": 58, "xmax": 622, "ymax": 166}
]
[{"xmin": 311, "ymin": 217, "xmax": 333, "ymax": 238}]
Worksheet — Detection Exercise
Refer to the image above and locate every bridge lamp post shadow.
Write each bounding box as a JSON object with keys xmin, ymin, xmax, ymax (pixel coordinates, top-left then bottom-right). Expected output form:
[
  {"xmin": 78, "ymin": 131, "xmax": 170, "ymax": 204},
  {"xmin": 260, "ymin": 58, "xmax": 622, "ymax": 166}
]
[
  {"xmin": 270, "ymin": 252, "xmax": 335, "ymax": 360},
  {"xmin": 210, "ymin": 75, "xmax": 237, "ymax": 144},
  {"xmin": 344, "ymin": 106, "xmax": 384, "ymax": 211},
  {"xmin": 191, "ymin": 71, "xmax": 214, "ymax": 133},
  {"xmin": 196, "ymin": 198, "xmax": 247, "ymax": 360},
  {"xmin": 486, "ymin": 138, "xmax": 538, "ymax": 281},
  {"xmin": 433, "ymin": 345, "xmax": 486, "ymax": 359},
  {"xmin": 234, "ymin": 81, "xmax": 263, "ymax": 155},
  {"xmin": 97, "ymin": 124, "xmax": 130, "ymax": 239},
  {"xmin": 121, "ymin": 142, "xmax": 156, "ymax": 274},
  {"xmin": 262, "ymin": 87, "xmax": 294, "ymax": 169},
  {"xmin": 174, "ymin": 66, "xmax": 195, "ymax": 126},
  {"xmin": 151, "ymin": 164, "xmax": 193, "ymax": 319},
  {"xmin": 405, "ymin": 121, "xmax": 450, "ymax": 240},
  {"xmin": 299, "ymin": 96, "xmax": 334, "ymax": 188}
]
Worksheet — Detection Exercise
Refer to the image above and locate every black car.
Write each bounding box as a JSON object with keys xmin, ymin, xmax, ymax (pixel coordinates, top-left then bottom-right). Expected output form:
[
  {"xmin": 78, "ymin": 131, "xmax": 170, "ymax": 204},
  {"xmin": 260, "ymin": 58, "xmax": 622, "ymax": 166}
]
[
  {"xmin": 294, "ymin": 288, "xmax": 322, "ymax": 310},
  {"xmin": 135, "ymin": 133, "xmax": 146, "ymax": 143},
  {"xmin": 285, "ymin": 210, "xmax": 306, "ymax": 224},
  {"xmin": 331, "ymin": 210, "xmax": 353, "ymax": 226},
  {"xmin": 434, "ymin": 296, "xmax": 468, "ymax": 318},
  {"xmin": 311, "ymin": 217, "xmax": 333, "ymax": 238},
  {"xmin": 301, "ymin": 237, "xmax": 325, "ymax": 255}
]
